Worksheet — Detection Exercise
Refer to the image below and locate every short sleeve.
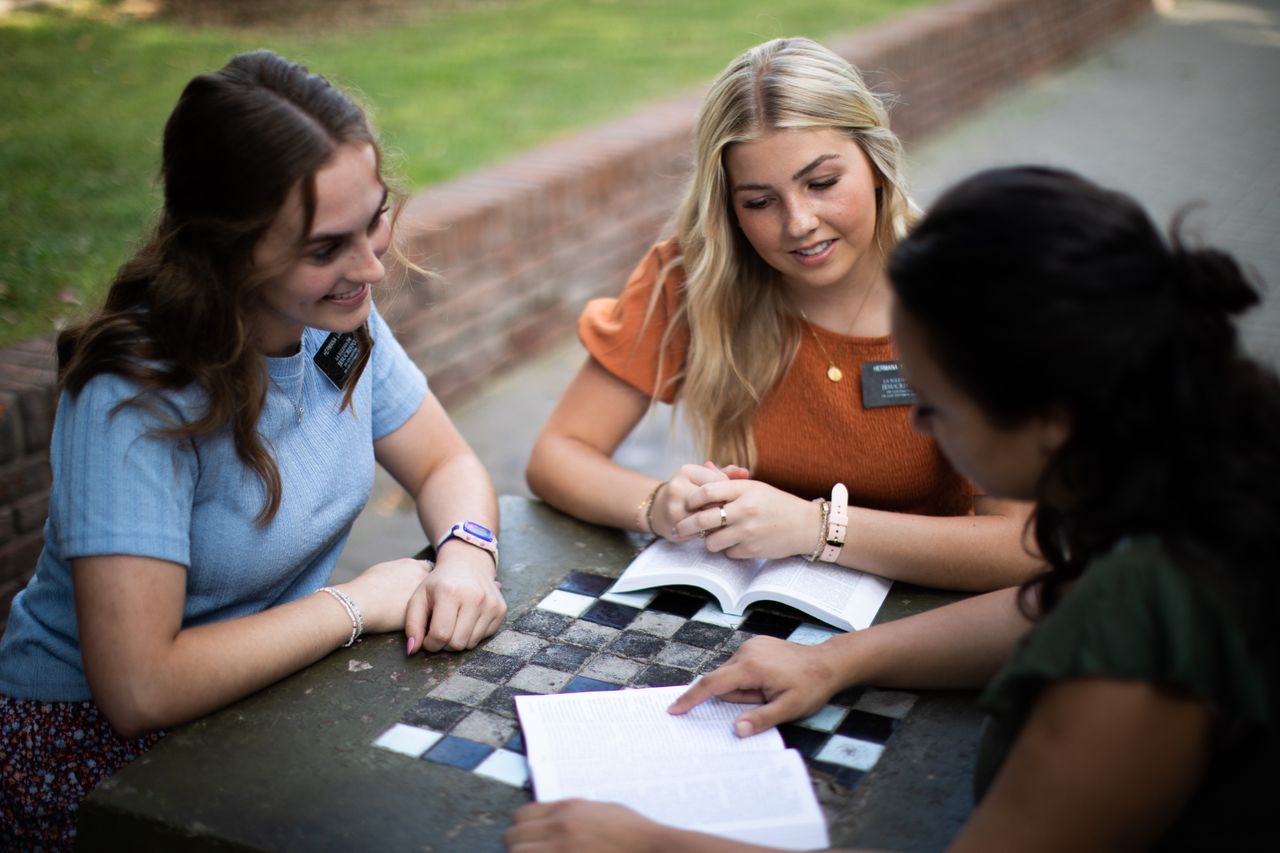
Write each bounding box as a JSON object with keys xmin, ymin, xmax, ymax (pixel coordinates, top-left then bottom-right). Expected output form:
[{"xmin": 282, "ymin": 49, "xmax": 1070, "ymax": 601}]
[
  {"xmin": 981, "ymin": 538, "xmax": 1269, "ymax": 730},
  {"xmin": 578, "ymin": 239, "xmax": 688, "ymax": 404},
  {"xmin": 368, "ymin": 302, "xmax": 428, "ymax": 440},
  {"xmin": 51, "ymin": 374, "xmax": 198, "ymax": 566}
]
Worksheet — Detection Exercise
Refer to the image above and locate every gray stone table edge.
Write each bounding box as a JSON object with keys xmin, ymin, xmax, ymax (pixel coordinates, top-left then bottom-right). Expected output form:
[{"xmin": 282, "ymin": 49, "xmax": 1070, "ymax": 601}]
[{"xmin": 81, "ymin": 496, "xmax": 979, "ymax": 852}]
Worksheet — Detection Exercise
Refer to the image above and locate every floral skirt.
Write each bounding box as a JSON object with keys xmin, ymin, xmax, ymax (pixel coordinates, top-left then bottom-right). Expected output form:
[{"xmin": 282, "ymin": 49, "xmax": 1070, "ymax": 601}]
[{"xmin": 0, "ymin": 694, "xmax": 164, "ymax": 851}]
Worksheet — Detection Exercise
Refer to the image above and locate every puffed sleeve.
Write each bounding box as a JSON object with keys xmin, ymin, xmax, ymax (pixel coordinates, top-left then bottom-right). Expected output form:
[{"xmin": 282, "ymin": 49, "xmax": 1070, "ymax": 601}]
[{"xmin": 577, "ymin": 238, "xmax": 689, "ymax": 404}]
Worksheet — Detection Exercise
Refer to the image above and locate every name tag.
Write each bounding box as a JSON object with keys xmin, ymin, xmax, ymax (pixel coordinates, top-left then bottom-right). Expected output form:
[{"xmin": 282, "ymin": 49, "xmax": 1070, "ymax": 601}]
[
  {"xmin": 860, "ymin": 360, "xmax": 918, "ymax": 408},
  {"xmin": 314, "ymin": 332, "xmax": 364, "ymax": 389}
]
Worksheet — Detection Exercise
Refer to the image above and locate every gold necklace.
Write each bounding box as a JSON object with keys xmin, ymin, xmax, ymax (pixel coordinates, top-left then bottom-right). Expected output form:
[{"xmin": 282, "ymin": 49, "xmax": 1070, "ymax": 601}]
[{"xmin": 797, "ymin": 279, "xmax": 880, "ymax": 383}]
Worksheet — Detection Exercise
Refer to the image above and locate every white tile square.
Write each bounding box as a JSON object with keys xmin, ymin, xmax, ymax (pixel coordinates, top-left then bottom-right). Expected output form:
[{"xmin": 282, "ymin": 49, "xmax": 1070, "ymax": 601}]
[
  {"xmin": 691, "ymin": 602, "xmax": 746, "ymax": 628},
  {"xmin": 852, "ymin": 689, "xmax": 918, "ymax": 720},
  {"xmin": 787, "ymin": 624, "xmax": 842, "ymax": 645},
  {"xmin": 537, "ymin": 589, "xmax": 597, "ymax": 617},
  {"xmin": 372, "ymin": 723, "xmax": 442, "ymax": 758},
  {"xmin": 474, "ymin": 748, "xmax": 530, "ymax": 787},
  {"xmin": 816, "ymin": 735, "xmax": 885, "ymax": 771},
  {"xmin": 600, "ymin": 588, "xmax": 657, "ymax": 608},
  {"xmin": 796, "ymin": 704, "xmax": 847, "ymax": 733}
]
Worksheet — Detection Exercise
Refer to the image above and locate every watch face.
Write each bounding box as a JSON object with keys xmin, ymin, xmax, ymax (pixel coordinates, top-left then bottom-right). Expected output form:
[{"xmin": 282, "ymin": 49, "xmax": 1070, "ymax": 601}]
[{"xmin": 462, "ymin": 521, "xmax": 494, "ymax": 542}]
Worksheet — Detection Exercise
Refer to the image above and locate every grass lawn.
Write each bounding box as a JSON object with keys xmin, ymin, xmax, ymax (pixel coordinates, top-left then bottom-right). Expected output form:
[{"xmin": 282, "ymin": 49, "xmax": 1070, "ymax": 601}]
[{"xmin": 0, "ymin": 0, "xmax": 936, "ymax": 347}]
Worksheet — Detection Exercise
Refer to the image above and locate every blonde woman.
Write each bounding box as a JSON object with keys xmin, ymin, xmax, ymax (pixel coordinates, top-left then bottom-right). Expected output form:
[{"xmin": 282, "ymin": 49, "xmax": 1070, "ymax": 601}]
[{"xmin": 526, "ymin": 38, "xmax": 1038, "ymax": 590}]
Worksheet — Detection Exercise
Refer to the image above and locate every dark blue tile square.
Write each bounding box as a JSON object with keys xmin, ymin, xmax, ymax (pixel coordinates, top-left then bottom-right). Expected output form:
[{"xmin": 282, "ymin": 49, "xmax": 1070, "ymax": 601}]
[
  {"xmin": 830, "ymin": 687, "xmax": 865, "ymax": 707},
  {"xmin": 459, "ymin": 650, "xmax": 525, "ymax": 683},
  {"xmin": 481, "ymin": 685, "xmax": 533, "ymax": 718},
  {"xmin": 581, "ymin": 600, "xmax": 641, "ymax": 630},
  {"xmin": 512, "ymin": 608, "xmax": 574, "ymax": 639},
  {"xmin": 811, "ymin": 759, "xmax": 866, "ymax": 790},
  {"xmin": 424, "ymin": 735, "xmax": 494, "ymax": 771},
  {"xmin": 402, "ymin": 697, "xmax": 469, "ymax": 731},
  {"xmin": 530, "ymin": 643, "xmax": 593, "ymax": 673},
  {"xmin": 835, "ymin": 709, "xmax": 896, "ymax": 744},
  {"xmin": 563, "ymin": 675, "xmax": 622, "ymax": 694},
  {"xmin": 606, "ymin": 630, "xmax": 665, "ymax": 659},
  {"xmin": 672, "ymin": 621, "xmax": 733, "ymax": 649},
  {"xmin": 635, "ymin": 664, "xmax": 695, "ymax": 688},
  {"xmin": 647, "ymin": 590, "xmax": 707, "ymax": 618},
  {"xmin": 505, "ymin": 730, "xmax": 525, "ymax": 754},
  {"xmin": 739, "ymin": 610, "xmax": 801, "ymax": 639},
  {"xmin": 778, "ymin": 724, "xmax": 829, "ymax": 758},
  {"xmin": 559, "ymin": 571, "xmax": 614, "ymax": 597}
]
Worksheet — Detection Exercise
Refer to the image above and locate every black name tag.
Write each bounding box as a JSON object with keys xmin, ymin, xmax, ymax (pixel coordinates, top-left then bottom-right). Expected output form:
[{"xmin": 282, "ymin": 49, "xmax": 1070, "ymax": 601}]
[
  {"xmin": 313, "ymin": 332, "xmax": 363, "ymax": 390},
  {"xmin": 860, "ymin": 360, "xmax": 918, "ymax": 408}
]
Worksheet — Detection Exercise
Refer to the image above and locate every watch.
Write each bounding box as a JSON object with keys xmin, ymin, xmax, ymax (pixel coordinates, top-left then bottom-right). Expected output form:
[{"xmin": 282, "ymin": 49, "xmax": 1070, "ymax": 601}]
[
  {"xmin": 819, "ymin": 483, "xmax": 848, "ymax": 563},
  {"xmin": 437, "ymin": 521, "xmax": 499, "ymax": 564}
]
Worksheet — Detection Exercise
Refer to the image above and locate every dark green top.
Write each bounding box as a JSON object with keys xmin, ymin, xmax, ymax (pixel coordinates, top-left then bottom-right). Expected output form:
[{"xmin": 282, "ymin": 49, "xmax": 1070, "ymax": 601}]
[{"xmin": 976, "ymin": 537, "xmax": 1274, "ymax": 849}]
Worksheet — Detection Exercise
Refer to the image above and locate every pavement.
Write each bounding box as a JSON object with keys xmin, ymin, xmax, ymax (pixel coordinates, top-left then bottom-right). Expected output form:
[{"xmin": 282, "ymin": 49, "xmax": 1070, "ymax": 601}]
[{"xmin": 332, "ymin": 0, "xmax": 1280, "ymax": 583}]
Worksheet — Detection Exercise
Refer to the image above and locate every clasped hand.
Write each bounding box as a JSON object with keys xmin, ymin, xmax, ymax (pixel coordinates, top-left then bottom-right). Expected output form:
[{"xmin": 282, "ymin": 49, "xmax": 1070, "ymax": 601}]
[
  {"xmin": 405, "ymin": 542, "xmax": 508, "ymax": 654},
  {"xmin": 653, "ymin": 462, "xmax": 821, "ymax": 560}
]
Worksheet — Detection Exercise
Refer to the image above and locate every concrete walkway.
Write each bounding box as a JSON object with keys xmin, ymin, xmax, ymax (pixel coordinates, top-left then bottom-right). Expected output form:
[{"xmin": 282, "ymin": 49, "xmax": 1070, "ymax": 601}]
[{"xmin": 333, "ymin": 0, "xmax": 1280, "ymax": 582}]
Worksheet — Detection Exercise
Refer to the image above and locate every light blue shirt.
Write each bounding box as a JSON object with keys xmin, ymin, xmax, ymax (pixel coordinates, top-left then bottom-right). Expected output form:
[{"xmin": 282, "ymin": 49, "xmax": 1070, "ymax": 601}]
[{"xmin": 0, "ymin": 304, "xmax": 427, "ymax": 701}]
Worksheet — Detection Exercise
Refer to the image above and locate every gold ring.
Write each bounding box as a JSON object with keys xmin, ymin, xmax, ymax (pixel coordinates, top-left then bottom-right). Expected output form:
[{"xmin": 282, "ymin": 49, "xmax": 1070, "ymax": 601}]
[{"xmin": 719, "ymin": 506, "xmax": 728, "ymax": 528}]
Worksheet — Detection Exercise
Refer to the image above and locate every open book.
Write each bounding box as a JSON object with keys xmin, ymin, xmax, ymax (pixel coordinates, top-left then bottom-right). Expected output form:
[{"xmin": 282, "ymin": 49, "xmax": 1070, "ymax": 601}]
[
  {"xmin": 515, "ymin": 685, "xmax": 829, "ymax": 850},
  {"xmin": 609, "ymin": 538, "xmax": 892, "ymax": 632}
]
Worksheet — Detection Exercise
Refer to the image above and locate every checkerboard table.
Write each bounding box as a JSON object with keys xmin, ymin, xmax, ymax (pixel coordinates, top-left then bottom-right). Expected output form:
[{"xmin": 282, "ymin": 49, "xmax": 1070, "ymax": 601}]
[{"xmin": 372, "ymin": 570, "xmax": 917, "ymax": 793}]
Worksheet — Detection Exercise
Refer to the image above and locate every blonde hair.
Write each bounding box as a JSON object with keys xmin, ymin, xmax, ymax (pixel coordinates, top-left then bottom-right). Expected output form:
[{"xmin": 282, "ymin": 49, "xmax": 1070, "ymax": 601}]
[{"xmin": 652, "ymin": 37, "xmax": 916, "ymax": 467}]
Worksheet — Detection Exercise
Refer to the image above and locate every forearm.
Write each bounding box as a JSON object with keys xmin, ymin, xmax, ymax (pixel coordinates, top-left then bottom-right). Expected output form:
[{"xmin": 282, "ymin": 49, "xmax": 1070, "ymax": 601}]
[
  {"xmin": 823, "ymin": 586, "xmax": 1033, "ymax": 691},
  {"xmin": 527, "ymin": 432, "xmax": 662, "ymax": 532},
  {"xmin": 839, "ymin": 502, "xmax": 1040, "ymax": 591},
  {"xmin": 92, "ymin": 588, "xmax": 358, "ymax": 737},
  {"xmin": 415, "ymin": 450, "xmax": 499, "ymax": 553}
]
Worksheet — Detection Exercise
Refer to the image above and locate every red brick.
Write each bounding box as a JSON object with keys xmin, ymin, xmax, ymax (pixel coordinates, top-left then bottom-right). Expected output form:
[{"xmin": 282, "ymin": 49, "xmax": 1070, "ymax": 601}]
[
  {"xmin": 0, "ymin": 529, "xmax": 43, "ymax": 585},
  {"xmin": 0, "ymin": 454, "xmax": 52, "ymax": 505},
  {"xmin": 13, "ymin": 490, "xmax": 50, "ymax": 534}
]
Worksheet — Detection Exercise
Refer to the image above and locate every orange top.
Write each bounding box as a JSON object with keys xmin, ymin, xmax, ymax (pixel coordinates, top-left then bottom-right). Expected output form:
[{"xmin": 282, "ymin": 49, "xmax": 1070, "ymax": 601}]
[{"xmin": 579, "ymin": 239, "xmax": 974, "ymax": 517}]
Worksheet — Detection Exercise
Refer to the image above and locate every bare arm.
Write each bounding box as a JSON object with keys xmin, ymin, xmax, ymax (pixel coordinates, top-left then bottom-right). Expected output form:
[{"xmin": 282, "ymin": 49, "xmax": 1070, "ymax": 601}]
[
  {"xmin": 75, "ymin": 553, "xmax": 428, "ymax": 738},
  {"xmin": 952, "ymin": 678, "xmax": 1211, "ymax": 851},
  {"xmin": 376, "ymin": 391, "xmax": 505, "ymax": 653}
]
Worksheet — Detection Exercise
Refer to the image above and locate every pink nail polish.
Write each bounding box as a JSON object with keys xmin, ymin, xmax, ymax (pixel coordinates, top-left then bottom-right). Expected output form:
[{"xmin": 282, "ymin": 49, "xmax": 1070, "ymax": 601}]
[{"xmin": 406, "ymin": 636, "xmax": 417, "ymax": 656}]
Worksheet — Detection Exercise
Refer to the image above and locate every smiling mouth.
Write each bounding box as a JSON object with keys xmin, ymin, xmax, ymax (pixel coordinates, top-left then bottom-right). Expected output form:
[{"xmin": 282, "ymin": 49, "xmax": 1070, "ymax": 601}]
[
  {"xmin": 324, "ymin": 283, "xmax": 368, "ymax": 302},
  {"xmin": 794, "ymin": 240, "xmax": 834, "ymax": 257}
]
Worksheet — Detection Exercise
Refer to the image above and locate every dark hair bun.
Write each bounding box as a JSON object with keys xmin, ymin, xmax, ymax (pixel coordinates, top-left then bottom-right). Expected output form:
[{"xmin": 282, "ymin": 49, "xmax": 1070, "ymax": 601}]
[{"xmin": 1169, "ymin": 242, "xmax": 1259, "ymax": 318}]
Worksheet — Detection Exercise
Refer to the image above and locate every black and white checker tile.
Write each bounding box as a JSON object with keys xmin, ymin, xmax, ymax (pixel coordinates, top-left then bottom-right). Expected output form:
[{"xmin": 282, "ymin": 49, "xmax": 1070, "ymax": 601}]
[{"xmin": 372, "ymin": 571, "xmax": 916, "ymax": 789}]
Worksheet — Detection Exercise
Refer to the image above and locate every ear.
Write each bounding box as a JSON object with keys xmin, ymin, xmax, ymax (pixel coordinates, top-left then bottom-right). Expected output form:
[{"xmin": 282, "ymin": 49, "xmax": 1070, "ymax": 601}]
[{"xmin": 1037, "ymin": 407, "xmax": 1072, "ymax": 455}]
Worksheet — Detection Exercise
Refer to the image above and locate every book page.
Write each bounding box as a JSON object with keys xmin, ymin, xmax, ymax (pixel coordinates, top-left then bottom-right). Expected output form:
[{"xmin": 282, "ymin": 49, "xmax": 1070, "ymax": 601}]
[
  {"xmin": 749, "ymin": 557, "xmax": 892, "ymax": 632},
  {"xmin": 609, "ymin": 539, "xmax": 761, "ymax": 612},
  {"xmin": 532, "ymin": 749, "xmax": 830, "ymax": 851},
  {"xmin": 515, "ymin": 685, "xmax": 781, "ymax": 764}
]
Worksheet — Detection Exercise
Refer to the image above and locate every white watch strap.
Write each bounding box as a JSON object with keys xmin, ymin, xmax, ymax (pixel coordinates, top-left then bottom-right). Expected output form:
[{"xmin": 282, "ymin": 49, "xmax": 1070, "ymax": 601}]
[{"xmin": 819, "ymin": 483, "xmax": 849, "ymax": 563}]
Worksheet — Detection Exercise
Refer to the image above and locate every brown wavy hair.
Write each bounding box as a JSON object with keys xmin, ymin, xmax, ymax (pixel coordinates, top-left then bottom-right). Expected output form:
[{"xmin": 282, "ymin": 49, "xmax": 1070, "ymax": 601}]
[{"xmin": 56, "ymin": 50, "xmax": 390, "ymax": 523}]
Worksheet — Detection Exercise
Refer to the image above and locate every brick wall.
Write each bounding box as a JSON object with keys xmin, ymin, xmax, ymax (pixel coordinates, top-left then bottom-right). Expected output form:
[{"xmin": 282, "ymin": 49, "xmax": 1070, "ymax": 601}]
[{"xmin": 0, "ymin": 0, "xmax": 1153, "ymax": 630}]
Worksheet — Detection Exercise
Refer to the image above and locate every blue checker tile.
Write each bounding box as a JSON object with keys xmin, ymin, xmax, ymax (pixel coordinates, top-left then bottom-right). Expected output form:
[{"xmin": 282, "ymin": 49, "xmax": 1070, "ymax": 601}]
[
  {"xmin": 424, "ymin": 735, "xmax": 494, "ymax": 771},
  {"xmin": 480, "ymin": 685, "xmax": 534, "ymax": 718},
  {"xmin": 777, "ymin": 723, "xmax": 830, "ymax": 758},
  {"xmin": 831, "ymin": 686, "xmax": 864, "ymax": 706},
  {"xmin": 672, "ymin": 620, "xmax": 734, "ymax": 650},
  {"xmin": 512, "ymin": 608, "xmax": 575, "ymax": 639},
  {"xmin": 835, "ymin": 709, "xmax": 897, "ymax": 744},
  {"xmin": 606, "ymin": 630, "xmax": 666, "ymax": 659},
  {"xmin": 505, "ymin": 730, "xmax": 525, "ymax": 755},
  {"xmin": 558, "ymin": 571, "xmax": 615, "ymax": 597},
  {"xmin": 402, "ymin": 697, "xmax": 470, "ymax": 731},
  {"xmin": 458, "ymin": 650, "xmax": 525, "ymax": 684},
  {"xmin": 580, "ymin": 600, "xmax": 642, "ymax": 630},
  {"xmin": 529, "ymin": 643, "xmax": 594, "ymax": 673},
  {"xmin": 739, "ymin": 610, "xmax": 802, "ymax": 639},
  {"xmin": 635, "ymin": 664, "xmax": 695, "ymax": 688},
  {"xmin": 563, "ymin": 675, "xmax": 623, "ymax": 693},
  {"xmin": 647, "ymin": 590, "xmax": 708, "ymax": 618},
  {"xmin": 811, "ymin": 759, "xmax": 866, "ymax": 790}
]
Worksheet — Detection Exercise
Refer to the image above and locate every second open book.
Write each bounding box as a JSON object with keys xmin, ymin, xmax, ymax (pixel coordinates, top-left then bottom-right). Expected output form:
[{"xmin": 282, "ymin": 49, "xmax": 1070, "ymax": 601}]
[{"xmin": 609, "ymin": 538, "xmax": 892, "ymax": 632}]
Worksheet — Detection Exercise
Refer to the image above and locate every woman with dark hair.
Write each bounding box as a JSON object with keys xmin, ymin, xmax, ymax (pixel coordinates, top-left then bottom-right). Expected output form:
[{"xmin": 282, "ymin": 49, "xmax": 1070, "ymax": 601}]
[
  {"xmin": 507, "ymin": 167, "xmax": 1279, "ymax": 850},
  {"xmin": 0, "ymin": 51, "xmax": 506, "ymax": 847}
]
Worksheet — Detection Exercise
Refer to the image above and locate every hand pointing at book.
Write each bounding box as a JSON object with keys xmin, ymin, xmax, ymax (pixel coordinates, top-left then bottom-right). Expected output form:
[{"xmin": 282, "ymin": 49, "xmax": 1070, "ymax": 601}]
[{"xmin": 668, "ymin": 636, "xmax": 845, "ymax": 738}]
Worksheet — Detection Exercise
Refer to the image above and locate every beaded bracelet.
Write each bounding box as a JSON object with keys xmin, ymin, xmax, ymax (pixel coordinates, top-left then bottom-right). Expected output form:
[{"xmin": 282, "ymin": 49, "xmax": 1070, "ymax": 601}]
[
  {"xmin": 320, "ymin": 586, "xmax": 364, "ymax": 648},
  {"xmin": 804, "ymin": 499, "xmax": 830, "ymax": 562},
  {"xmin": 640, "ymin": 480, "xmax": 668, "ymax": 535}
]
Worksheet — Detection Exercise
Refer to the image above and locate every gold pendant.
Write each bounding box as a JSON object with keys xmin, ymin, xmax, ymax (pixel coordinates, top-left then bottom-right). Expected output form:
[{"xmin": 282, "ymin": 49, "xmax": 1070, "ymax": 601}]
[{"xmin": 826, "ymin": 364, "xmax": 843, "ymax": 382}]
